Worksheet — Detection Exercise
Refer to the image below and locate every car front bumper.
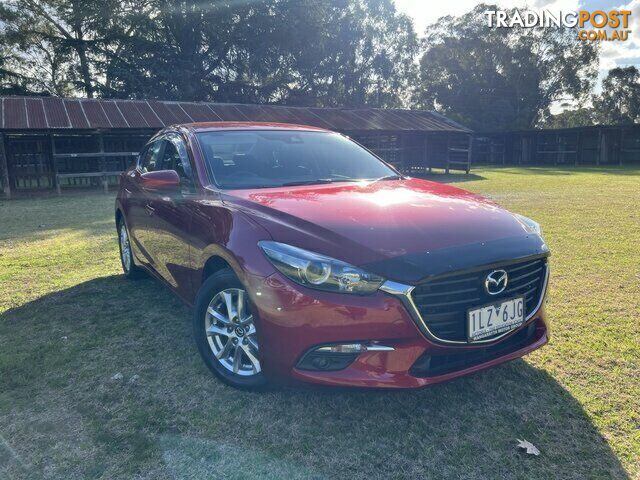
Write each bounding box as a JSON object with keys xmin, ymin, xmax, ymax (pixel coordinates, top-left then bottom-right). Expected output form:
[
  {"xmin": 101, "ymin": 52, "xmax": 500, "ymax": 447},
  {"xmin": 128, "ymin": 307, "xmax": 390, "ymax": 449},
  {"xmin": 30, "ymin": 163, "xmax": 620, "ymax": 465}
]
[{"xmin": 244, "ymin": 271, "xmax": 549, "ymax": 389}]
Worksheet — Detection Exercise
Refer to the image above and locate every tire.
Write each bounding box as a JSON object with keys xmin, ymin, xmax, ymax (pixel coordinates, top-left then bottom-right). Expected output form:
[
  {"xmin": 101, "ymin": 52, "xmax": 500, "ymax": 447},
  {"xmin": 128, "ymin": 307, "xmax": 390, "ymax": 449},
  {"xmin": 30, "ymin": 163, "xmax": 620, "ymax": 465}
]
[
  {"xmin": 117, "ymin": 219, "xmax": 145, "ymax": 279},
  {"xmin": 193, "ymin": 268, "xmax": 267, "ymax": 389}
]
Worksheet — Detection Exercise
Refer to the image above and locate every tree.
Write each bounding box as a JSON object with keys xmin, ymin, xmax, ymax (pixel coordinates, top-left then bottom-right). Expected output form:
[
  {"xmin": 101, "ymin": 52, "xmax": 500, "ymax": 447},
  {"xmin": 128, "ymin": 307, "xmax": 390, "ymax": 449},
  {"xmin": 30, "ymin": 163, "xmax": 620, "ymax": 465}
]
[
  {"xmin": 276, "ymin": 0, "xmax": 418, "ymax": 107},
  {"xmin": 0, "ymin": 0, "xmax": 131, "ymax": 97},
  {"xmin": 543, "ymin": 106, "xmax": 595, "ymax": 129},
  {"xmin": 592, "ymin": 66, "xmax": 640, "ymax": 125},
  {"xmin": 98, "ymin": 0, "xmax": 280, "ymax": 101},
  {"xmin": 1, "ymin": 0, "xmax": 418, "ymax": 107},
  {"xmin": 414, "ymin": 4, "xmax": 599, "ymax": 131},
  {"xmin": 0, "ymin": 39, "xmax": 27, "ymax": 94},
  {"xmin": 101, "ymin": 0, "xmax": 418, "ymax": 106}
]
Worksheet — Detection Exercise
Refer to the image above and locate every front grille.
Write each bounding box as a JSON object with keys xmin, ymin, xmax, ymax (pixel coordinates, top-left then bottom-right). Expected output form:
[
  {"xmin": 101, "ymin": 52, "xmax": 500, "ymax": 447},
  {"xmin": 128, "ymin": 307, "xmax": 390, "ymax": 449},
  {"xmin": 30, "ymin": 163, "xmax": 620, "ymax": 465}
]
[{"xmin": 410, "ymin": 257, "xmax": 548, "ymax": 343}]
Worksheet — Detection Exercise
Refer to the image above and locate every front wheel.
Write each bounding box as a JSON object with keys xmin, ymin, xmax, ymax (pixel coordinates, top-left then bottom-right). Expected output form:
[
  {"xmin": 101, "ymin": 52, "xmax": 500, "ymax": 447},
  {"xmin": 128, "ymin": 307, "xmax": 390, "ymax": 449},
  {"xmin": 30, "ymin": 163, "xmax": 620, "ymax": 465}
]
[
  {"xmin": 193, "ymin": 269, "xmax": 266, "ymax": 389},
  {"xmin": 117, "ymin": 219, "xmax": 144, "ymax": 279}
]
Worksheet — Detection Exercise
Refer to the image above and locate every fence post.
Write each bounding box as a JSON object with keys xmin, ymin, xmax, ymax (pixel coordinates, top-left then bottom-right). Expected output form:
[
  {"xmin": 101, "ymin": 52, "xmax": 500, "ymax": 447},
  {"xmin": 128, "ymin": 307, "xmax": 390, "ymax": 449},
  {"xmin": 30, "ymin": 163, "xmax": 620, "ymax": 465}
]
[
  {"xmin": 521, "ymin": 136, "xmax": 528, "ymax": 164},
  {"xmin": 50, "ymin": 133, "xmax": 61, "ymax": 195},
  {"xmin": 597, "ymin": 129, "xmax": 605, "ymax": 165},
  {"xmin": 445, "ymin": 133, "xmax": 450, "ymax": 174},
  {"xmin": 618, "ymin": 127, "xmax": 624, "ymax": 166},
  {"xmin": 424, "ymin": 134, "xmax": 431, "ymax": 174},
  {"xmin": 466, "ymin": 134, "xmax": 472, "ymax": 173},
  {"xmin": 0, "ymin": 133, "xmax": 11, "ymax": 199},
  {"xmin": 98, "ymin": 132, "xmax": 109, "ymax": 193}
]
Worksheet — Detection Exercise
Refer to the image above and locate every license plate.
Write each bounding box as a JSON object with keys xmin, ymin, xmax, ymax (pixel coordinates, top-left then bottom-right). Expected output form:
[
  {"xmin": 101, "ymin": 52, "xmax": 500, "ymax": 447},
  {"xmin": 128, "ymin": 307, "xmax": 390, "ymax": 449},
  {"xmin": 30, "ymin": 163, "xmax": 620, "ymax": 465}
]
[{"xmin": 467, "ymin": 297, "xmax": 525, "ymax": 342}]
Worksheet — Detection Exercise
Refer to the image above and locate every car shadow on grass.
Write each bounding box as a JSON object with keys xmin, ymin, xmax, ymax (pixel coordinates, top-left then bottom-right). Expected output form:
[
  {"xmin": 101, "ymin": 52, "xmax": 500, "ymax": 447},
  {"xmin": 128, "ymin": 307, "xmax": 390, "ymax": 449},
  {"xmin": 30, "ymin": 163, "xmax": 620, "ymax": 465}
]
[{"xmin": 0, "ymin": 275, "xmax": 630, "ymax": 480}]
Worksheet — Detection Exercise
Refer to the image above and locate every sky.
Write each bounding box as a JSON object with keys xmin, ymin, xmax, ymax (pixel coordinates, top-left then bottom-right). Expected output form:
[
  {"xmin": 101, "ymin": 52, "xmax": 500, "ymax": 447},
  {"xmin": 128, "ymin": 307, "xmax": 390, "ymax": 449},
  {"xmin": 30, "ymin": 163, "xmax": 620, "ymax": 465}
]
[{"xmin": 395, "ymin": 0, "xmax": 640, "ymax": 97}]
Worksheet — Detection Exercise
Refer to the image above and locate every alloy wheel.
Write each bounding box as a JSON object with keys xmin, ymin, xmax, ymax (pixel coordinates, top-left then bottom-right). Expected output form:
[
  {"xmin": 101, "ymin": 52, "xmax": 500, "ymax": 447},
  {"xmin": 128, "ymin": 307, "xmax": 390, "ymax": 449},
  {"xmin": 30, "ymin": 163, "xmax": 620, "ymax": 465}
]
[
  {"xmin": 119, "ymin": 224, "xmax": 132, "ymax": 273},
  {"xmin": 205, "ymin": 288, "xmax": 261, "ymax": 376}
]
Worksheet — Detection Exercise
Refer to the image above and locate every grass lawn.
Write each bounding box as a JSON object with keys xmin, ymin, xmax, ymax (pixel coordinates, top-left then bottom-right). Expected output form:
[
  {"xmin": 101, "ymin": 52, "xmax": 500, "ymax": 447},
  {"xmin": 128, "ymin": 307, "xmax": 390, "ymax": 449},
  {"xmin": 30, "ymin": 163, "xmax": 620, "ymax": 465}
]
[{"xmin": 0, "ymin": 166, "xmax": 638, "ymax": 479}]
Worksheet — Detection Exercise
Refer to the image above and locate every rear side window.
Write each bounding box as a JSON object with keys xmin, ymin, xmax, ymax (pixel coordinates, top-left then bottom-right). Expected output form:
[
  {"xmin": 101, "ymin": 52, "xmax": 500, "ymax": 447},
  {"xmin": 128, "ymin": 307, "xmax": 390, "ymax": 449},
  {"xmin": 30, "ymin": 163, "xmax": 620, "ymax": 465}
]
[{"xmin": 139, "ymin": 141, "xmax": 162, "ymax": 173}]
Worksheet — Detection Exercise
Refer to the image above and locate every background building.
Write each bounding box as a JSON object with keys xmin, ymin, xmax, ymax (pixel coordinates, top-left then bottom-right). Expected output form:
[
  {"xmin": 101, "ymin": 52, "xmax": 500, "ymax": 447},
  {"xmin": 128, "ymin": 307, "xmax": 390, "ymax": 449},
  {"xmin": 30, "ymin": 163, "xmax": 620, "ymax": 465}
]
[
  {"xmin": 474, "ymin": 126, "xmax": 640, "ymax": 166},
  {"xmin": 0, "ymin": 96, "xmax": 473, "ymax": 197}
]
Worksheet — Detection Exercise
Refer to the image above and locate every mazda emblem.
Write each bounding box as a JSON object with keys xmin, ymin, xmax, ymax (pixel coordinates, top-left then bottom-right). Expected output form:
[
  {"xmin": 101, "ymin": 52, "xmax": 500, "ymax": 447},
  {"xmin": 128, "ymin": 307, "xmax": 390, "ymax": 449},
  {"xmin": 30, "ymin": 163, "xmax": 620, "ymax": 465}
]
[{"xmin": 485, "ymin": 270, "xmax": 508, "ymax": 295}]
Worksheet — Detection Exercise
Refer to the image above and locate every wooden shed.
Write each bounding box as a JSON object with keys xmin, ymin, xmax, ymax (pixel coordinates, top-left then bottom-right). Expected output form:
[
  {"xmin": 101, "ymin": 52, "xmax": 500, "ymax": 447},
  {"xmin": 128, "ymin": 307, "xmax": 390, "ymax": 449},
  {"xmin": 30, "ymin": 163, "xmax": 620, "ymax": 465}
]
[
  {"xmin": 473, "ymin": 125, "xmax": 640, "ymax": 166},
  {"xmin": 0, "ymin": 96, "xmax": 472, "ymax": 197}
]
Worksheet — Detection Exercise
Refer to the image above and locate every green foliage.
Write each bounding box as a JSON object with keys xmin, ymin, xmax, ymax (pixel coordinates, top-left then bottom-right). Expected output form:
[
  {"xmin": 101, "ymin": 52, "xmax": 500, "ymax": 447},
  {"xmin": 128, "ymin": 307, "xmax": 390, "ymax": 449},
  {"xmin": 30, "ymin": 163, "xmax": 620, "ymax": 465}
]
[
  {"xmin": 3, "ymin": 1, "xmax": 632, "ymax": 127},
  {"xmin": 593, "ymin": 66, "xmax": 640, "ymax": 125},
  {"xmin": 0, "ymin": 0, "xmax": 418, "ymax": 107},
  {"xmin": 544, "ymin": 66, "xmax": 640, "ymax": 128},
  {"xmin": 0, "ymin": 45, "xmax": 28, "ymax": 95},
  {"xmin": 0, "ymin": 5, "xmax": 36, "ymax": 95},
  {"xmin": 0, "ymin": 0, "xmax": 123, "ymax": 97},
  {"xmin": 543, "ymin": 106, "xmax": 595, "ymax": 129},
  {"xmin": 415, "ymin": 4, "xmax": 599, "ymax": 131}
]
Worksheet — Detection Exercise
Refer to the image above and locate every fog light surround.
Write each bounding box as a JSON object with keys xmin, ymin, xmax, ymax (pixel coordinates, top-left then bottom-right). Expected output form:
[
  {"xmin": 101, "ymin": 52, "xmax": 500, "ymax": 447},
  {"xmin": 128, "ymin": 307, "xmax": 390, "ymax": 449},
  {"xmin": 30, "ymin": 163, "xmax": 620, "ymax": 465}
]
[
  {"xmin": 296, "ymin": 342, "xmax": 394, "ymax": 371},
  {"xmin": 315, "ymin": 343, "xmax": 394, "ymax": 353}
]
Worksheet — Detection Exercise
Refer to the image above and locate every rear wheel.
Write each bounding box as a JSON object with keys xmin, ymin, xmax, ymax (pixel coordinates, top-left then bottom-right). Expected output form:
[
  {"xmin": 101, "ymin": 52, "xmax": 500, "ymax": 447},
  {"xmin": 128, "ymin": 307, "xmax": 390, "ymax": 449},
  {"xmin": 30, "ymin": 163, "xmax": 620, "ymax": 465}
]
[
  {"xmin": 118, "ymin": 219, "xmax": 144, "ymax": 279},
  {"xmin": 193, "ymin": 269, "xmax": 266, "ymax": 389}
]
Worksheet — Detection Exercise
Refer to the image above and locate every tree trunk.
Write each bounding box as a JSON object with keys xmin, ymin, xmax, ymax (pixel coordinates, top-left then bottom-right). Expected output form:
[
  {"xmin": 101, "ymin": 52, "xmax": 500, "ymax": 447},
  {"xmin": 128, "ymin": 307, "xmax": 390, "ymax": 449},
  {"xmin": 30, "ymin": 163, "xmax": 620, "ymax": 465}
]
[
  {"xmin": 76, "ymin": 46, "xmax": 93, "ymax": 98},
  {"xmin": 74, "ymin": 26, "xmax": 94, "ymax": 98}
]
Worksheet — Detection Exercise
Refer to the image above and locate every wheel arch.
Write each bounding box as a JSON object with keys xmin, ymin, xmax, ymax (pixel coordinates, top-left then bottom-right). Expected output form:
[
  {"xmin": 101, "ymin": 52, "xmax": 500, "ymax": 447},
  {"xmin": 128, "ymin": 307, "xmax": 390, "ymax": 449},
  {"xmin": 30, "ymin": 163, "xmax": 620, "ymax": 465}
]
[{"xmin": 202, "ymin": 255, "xmax": 233, "ymax": 283}]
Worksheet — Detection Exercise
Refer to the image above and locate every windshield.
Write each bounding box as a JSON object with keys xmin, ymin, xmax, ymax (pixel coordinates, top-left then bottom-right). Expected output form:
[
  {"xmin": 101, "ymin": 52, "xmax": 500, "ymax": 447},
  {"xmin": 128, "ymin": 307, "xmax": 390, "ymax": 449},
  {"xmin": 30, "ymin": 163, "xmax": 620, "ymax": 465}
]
[{"xmin": 197, "ymin": 130, "xmax": 398, "ymax": 189}]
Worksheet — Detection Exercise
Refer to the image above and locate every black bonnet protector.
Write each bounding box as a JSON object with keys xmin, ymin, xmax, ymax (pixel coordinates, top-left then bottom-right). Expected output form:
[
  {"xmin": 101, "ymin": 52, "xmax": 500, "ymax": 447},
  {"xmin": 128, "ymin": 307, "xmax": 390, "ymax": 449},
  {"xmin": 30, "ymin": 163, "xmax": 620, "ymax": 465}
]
[{"xmin": 363, "ymin": 234, "xmax": 549, "ymax": 285}]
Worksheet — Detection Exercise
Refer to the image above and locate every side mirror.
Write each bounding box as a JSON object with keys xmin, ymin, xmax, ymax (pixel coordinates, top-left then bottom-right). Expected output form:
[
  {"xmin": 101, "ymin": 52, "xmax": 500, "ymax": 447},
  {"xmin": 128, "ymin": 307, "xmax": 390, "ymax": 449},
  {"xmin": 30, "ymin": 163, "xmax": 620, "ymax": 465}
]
[{"xmin": 140, "ymin": 170, "xmax": 180, "ymax": 190}]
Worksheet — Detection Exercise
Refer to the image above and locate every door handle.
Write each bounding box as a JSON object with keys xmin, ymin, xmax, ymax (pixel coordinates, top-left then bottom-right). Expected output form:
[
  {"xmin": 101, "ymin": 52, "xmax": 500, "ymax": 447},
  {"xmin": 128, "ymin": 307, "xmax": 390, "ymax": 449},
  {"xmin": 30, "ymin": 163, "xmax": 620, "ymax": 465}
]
[{"xmin": 145, "ymin": 204, "xmax": 155, "ymax": 216}]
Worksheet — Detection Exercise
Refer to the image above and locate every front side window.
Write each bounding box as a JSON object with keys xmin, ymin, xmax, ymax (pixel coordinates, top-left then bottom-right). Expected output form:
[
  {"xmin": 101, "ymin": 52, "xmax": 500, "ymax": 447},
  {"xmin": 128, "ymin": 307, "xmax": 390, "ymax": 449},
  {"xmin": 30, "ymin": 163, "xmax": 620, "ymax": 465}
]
[
  {"xmin": 139, "ymin": 141, "xmax": 162, "ymax": 173},
  {"xmin": 196, "ymin": 130, "xmax": 397, "ymax": 189},
  {"xmin": 159, "ymin": 135, "xmax": 193, "ymax": 182}
]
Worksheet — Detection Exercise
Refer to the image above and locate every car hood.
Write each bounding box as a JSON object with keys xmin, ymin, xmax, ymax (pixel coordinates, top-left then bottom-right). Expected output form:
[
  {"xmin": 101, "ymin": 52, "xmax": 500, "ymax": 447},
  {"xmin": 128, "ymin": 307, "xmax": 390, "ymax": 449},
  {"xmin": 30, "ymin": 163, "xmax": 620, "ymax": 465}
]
[{"xmin": 221, "ymin": 178, "xmax": 546, "ymax": 280}]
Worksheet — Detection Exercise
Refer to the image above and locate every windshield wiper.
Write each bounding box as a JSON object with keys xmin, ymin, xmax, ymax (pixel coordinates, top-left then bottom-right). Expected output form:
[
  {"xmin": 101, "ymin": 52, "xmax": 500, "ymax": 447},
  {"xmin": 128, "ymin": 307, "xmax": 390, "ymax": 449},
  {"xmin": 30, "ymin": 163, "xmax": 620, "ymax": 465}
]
[
  {"xmin": 374, "ymin": 174, "xmax": 403, "ymax": 181},
  {"xmin": 280, "ymin": 178, "xmax": 357, "ymax": 187},
  {"xmin": 281, "ymin": 176, "xmax": 398, "ymax": 187}
]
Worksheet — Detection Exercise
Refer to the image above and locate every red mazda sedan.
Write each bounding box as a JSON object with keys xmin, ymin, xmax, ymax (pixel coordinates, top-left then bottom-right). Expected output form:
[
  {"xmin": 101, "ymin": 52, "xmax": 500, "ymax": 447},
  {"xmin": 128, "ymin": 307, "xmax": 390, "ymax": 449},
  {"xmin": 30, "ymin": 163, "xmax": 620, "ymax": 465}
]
[{"xmin": 116, "ymin": 122, "xmax": 550, "ymax": 389}]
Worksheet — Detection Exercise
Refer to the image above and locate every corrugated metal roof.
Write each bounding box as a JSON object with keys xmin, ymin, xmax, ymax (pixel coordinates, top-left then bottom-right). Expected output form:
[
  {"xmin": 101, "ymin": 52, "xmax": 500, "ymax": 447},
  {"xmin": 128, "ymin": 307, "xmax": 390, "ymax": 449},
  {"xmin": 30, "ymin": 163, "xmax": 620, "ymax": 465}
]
[
  {"xmin": 0, "ymin": 96, "xmax": 471, "ymax": 133},
  {"xmin": 4, "ymin": 98, "xmax": 28, "ymax": 128},
  {"xmin": 101, "ymin": 100, "xmax": 128, "ymax": 128},
  {"xmin": 63, "ymin": 99, "xmax": 89, "ymax": 128},
  {"xmin": 82, "ymin": 99, "xmax": 110, "ymax": 128},
  {"xmin": 134, "ymin": 101, "xmax": 164, "ymax": 127},
  {"xmin": 42, "ymin": 97, "xmax": 70, "ymax": 128},
  {"xmin": 25, "ymin": 98, "xmax": 48, "ymax": 129}
]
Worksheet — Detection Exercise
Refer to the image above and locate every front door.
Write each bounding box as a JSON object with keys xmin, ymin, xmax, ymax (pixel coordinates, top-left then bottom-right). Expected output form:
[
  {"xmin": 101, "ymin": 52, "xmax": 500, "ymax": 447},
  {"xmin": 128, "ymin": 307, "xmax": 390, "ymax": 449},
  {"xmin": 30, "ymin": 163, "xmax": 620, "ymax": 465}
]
[
  {"xmin": 126, "ymin": 140, "xmax": 163, "ymax": 268},
  {"xmin": 145, "ymin": 134, "xmax": 197, "ymax": 300}
]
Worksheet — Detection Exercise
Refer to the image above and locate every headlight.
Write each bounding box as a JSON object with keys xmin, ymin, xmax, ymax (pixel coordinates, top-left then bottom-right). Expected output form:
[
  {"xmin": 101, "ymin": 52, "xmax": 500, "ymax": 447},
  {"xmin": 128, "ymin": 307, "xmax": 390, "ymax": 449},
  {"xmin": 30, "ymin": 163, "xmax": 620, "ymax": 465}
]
[
  {"xmin": 259, "ymin": 241, "xmax": 385, "ymax": 295},
  {"xmin": 514, "ymin": 214, "xmax": 543, "ymax": 237}
]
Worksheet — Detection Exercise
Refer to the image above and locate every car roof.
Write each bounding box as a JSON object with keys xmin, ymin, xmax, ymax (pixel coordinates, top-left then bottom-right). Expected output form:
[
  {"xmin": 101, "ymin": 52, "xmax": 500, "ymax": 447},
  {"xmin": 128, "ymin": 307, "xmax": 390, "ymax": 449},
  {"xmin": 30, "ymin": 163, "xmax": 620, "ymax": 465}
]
[{"xmin": 179, "ymin": 122, "xmax": 332, "ymax": 133}]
